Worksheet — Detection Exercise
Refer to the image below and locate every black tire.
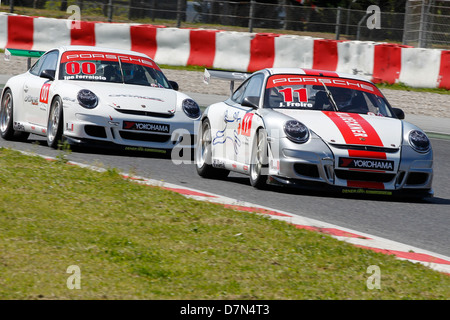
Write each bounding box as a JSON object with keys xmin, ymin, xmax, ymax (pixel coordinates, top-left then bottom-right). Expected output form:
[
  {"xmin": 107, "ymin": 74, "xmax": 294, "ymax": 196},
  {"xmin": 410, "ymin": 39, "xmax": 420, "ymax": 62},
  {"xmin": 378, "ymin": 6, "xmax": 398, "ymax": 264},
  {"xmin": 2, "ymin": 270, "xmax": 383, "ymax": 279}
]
[
  {"xmin": 0, "ymin": 89, "xmax": 30, "ymax": 141},
  {"xmin": 249, "ymin": 128, "xmax": 269, "ymax": 189},
  {"xmin": 196, "ymin": 119, "xmax": 229, "ymax": 179},
  {"xmin": 47, "ymin": 96, "xmax": 64, "ymax": 148}
]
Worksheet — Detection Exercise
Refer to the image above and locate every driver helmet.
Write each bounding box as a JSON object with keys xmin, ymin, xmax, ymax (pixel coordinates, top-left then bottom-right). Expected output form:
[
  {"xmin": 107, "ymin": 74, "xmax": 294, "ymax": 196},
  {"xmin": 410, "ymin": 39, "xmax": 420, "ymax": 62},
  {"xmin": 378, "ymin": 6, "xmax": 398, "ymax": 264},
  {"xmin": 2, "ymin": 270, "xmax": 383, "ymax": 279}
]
[{"xmin": 329, "ymin": 87, "xmax": 352, "ymax": 108}]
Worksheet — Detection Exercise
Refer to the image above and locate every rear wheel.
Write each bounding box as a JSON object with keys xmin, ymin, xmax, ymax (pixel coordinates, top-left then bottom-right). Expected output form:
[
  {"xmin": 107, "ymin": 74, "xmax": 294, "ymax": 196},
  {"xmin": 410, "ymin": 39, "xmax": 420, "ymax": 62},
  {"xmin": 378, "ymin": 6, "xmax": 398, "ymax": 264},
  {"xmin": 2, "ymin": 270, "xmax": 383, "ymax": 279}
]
[
  {"xmin": 196, "ymin": 119, "xmax": 229, "ymax": 179},
  {"xmin": 1, "ymin": 89, "xmax": 30, "ymax": 141},
  {"xmin": 47, "ymin": 96, "xmax": 64, "ymax": 148},
  {"xmin": 249, "ymin": 129, "xmax": 269, "ymax": 189}
]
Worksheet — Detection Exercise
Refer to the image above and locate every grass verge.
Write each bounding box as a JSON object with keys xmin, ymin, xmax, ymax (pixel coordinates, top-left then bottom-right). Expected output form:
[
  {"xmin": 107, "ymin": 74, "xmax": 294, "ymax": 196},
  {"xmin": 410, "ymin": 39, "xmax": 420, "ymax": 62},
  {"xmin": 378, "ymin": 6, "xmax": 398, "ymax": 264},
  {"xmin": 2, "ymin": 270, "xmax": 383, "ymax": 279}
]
[{"xmin": 0, "ymin": 147, "xmax": 448, "ymax": 300}]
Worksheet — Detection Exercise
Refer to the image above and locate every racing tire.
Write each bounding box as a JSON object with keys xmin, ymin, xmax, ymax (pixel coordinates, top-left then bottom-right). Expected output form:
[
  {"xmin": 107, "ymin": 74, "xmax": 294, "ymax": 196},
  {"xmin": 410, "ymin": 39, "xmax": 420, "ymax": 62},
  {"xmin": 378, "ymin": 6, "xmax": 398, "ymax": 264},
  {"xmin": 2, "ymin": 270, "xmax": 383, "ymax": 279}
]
[
  {"xmin": 0, "ymin": 89, "xmax": 30, "ymax": 141},
  {"xmin": 249, "ymin": 128, "xmax": 269, "ymax": 189},
  {"xmin": 47, "ymin": 96, "xmax": 64, "ymax": 149},
  {"xmin": 196, "ymin": 119, "xmax": 229, "ymax": 179}
]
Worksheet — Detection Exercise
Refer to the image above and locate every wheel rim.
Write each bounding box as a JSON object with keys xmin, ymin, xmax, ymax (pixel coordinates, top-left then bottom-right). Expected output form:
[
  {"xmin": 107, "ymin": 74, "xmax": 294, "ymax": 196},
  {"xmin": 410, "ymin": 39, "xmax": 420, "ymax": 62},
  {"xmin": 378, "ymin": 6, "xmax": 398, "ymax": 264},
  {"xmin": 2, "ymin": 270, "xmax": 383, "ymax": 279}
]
[
  {"xmin": 251, "ymin": 132, "xmax": 266, "ymax": 181},
  {"xmin": 197, "ymin": 122, "xmax": 211, "ymax": 168},
  {"xmin": 1, "ymin": 92, "xmax": 12, "ymax": 133},
  {"xmin": 48, "ymin": 100, "xmax": 61, "ymax": 143}
]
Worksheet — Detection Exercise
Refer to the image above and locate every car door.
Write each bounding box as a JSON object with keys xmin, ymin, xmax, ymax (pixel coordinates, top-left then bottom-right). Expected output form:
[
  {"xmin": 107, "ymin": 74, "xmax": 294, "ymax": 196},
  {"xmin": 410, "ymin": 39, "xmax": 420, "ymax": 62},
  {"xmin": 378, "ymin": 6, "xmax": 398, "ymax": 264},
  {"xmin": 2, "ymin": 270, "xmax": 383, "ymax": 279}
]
[
  {"xmin": 23, "ymin": 50, "xmax": 59, "ymax": 129},
  {"xmin": 223, "ymin": 74, "xmax": 264, "ymax": 172}
]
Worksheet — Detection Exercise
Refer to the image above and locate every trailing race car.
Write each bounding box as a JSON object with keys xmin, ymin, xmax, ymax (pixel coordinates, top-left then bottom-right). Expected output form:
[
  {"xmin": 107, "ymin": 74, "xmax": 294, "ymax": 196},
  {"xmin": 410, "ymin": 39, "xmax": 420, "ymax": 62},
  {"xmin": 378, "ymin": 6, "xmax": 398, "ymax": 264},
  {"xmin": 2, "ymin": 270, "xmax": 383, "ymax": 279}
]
[
  {"xmin": 1, "ymin": 46, "xmax": 201, "ymax": 153},
  {"xmin": 196, "ymin": 68, "xmax": 433, "ymax": 198}
]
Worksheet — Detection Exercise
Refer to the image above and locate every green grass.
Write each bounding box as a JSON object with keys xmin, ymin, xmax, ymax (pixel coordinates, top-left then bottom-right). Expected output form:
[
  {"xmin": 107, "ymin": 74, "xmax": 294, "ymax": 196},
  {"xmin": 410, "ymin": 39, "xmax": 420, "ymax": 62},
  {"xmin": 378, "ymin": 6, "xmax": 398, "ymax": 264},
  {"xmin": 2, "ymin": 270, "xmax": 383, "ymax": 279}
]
[{"xmin": 0, "ymin": 147, "xmax": 449, "ymax": 300}]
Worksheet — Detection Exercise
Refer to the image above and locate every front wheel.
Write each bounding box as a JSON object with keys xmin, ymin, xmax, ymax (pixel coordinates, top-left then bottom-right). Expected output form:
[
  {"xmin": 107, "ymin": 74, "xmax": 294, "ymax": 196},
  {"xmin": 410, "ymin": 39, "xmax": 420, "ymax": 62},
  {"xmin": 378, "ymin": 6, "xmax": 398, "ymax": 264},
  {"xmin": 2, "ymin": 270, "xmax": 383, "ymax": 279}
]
[
  {"xmin": 1, "ymin": 89, "xmax": 29, "ymax": 141},
  {"xmin": 196, "ymin": 119, "xmax": 229, "ymax": 179},
  {"xmin": 249, "ymin": 129, "xmax": 269, "ymax": 189},
  {"xmin": 47, "ymin": 96, "xmax": 64, "ymax": 148}
]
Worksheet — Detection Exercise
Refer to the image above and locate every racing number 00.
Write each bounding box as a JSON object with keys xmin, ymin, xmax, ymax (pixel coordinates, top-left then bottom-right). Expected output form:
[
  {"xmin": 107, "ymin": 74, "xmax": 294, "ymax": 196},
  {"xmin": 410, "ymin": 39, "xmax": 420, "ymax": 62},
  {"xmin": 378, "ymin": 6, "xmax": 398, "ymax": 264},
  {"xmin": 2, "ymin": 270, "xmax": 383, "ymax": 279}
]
[
  {"xmin": 39, "ymin": 83, "xmax": 51, "ymax": 104},
  {"xmin": 66, "ymin": 61, "xmax": 97, "ymax": 75}
]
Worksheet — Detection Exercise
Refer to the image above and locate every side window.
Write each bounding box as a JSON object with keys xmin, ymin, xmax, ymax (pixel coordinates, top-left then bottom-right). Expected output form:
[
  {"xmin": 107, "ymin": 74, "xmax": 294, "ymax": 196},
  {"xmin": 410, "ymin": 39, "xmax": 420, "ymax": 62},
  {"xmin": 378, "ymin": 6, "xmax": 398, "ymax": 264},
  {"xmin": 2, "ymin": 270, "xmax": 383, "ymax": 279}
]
[
  {"xmin": 29, "ymin": 58, "xmax": 44, "ymax": 76},
  {"xmin": 231, "ymin": 80, "xmax": 249, "ymax": 104},
  {"xmin": 29, "ymin": 50, "xmax": 59, "ymax": 76},
  {"xmin": 243, "ymin": 74, "xmax": 264, "ymax": 99}
]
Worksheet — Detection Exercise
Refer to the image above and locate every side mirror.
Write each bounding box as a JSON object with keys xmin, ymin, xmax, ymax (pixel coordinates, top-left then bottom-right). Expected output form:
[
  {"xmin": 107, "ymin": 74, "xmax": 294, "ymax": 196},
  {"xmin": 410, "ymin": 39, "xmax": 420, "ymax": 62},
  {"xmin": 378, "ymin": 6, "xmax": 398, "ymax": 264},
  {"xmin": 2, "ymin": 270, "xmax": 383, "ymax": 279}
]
[
  {"xmin": 392, "ymin": 107, "xmax": 405, "ymax": 120},
  {"xmin": 242, "ymin": 96, "xmax": 259, "ymax": 109},
  {"xmin": 169, "ymin": 80, "xmax": 179, "ymax": 91},
  {"xmin": 40, "ymin": 69, "xmax": 55, "ymax": 81}
]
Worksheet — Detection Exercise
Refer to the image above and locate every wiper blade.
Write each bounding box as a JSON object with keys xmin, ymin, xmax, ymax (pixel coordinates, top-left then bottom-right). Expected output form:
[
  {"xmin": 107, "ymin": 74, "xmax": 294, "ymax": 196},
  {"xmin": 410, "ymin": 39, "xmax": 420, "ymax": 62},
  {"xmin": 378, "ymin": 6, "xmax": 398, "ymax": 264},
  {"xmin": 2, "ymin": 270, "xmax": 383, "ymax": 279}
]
[
  {"xmin": 319, "ymin": 80, "xmax": 338, "ymax": 111},
  {"xmin": 117, "ymin": 56, "xmax": 125, "ymax": 84}
]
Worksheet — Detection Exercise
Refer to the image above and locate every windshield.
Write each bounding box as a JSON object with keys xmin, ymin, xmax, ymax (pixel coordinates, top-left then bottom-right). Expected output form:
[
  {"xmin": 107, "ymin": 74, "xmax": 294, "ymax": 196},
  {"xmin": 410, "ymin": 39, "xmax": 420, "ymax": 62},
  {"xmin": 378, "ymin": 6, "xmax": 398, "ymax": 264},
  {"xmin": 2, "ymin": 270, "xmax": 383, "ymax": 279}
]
[
  {"xmin": 265, "ymin": 74, "xmax": 394, "ymax": 117},
  {"xmin": 59, "ymin": 51, "xmax": 171, "ymax": 88}
]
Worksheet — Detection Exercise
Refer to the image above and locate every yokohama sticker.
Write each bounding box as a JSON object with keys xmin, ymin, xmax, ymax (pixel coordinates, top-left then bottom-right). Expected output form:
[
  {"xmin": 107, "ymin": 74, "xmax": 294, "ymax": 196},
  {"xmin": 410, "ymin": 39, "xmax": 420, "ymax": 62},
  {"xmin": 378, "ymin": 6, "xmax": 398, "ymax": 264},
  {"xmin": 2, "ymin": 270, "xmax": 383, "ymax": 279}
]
[
  {"xmin": 339, "ymin": 157, "xmax": 394, "ymax": 171},
  {"xmin": 123, "ymin": 121, "xmax": 170, "ymax": 133}
]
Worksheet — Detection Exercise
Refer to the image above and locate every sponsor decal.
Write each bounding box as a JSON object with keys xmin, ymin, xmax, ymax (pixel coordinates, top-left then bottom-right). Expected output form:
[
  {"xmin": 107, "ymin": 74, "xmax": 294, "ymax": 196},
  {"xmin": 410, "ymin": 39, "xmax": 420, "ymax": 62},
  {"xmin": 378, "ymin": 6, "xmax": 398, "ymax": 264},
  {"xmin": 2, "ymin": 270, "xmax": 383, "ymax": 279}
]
[
  {"xmin": 323, "ymin": 111, "xmax": 386, "ymax": 159},
  {"xmin": 339, "ymin": 157, "xmax": 394, "ymax": 171},
  {"xmin": 342, "ymin": 188, "xmax": 392, "ymax": 196},
  {"xmin": 123, "ymin": 121, "xmax": 170, "ymax": 133},
  {"xmin": 24, "ymin": 95, "xmax": 39, "ymax": 106},
  {"xmin": 108, "ymin": 94, "xmax": 164, "ymax": 102}
]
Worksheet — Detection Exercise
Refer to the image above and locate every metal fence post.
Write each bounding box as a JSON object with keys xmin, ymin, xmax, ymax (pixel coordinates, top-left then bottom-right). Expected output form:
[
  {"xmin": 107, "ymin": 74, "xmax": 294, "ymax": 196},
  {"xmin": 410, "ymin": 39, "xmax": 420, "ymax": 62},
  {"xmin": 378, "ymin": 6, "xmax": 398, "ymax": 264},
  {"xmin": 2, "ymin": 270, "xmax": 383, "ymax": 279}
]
[
  {"xmin": 335, "ymin": 7, "xmax": 341, "ymax": 40},
  {"xmin": 357, "ymin": 12, "xmax": 370, "ymax": 40},
  {"xmin": 249, "ymin": 0, "xmax": 255, "ymax": 33},
  {"xmin": 176, "ymin": 0, "xmax": 182, "ymax": 28},
  {"xmin": 418, "ymin": 0, "xmax": 426, "ymax": 47},
  {"xmin": 108, "ymin": 0, "xmax": 113, "ymax": 22}
]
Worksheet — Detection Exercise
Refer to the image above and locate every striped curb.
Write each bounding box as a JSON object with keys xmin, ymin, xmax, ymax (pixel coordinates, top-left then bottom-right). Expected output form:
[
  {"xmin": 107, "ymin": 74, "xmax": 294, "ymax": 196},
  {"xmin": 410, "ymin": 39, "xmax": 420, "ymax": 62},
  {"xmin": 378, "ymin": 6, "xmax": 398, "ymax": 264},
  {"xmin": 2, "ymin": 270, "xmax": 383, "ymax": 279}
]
[
  {"xmin": 1, "ymin": 13, "xmax": 449, "ymax": 89},
  {"xmin": 19, "ymin": 149, "xmax": 450, "ymax": 276}
]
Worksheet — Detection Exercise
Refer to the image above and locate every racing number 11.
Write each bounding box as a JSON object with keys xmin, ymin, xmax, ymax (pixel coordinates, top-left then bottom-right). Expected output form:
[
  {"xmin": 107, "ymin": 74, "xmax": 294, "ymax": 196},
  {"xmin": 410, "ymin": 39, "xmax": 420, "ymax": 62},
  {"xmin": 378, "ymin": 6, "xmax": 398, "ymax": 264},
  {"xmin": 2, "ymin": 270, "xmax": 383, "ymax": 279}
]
[{"xmin": 278, "ymin": 88, "xmax": 307, "ymax": 103}]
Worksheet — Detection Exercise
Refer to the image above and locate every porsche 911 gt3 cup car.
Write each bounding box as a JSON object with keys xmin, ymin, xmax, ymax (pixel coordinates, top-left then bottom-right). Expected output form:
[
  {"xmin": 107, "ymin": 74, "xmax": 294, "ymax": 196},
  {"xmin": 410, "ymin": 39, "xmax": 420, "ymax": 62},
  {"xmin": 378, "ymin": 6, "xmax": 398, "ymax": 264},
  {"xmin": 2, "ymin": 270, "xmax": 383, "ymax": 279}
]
[
  {"xmin": 196, "ymin": 68, "xmax": 433, "ymax": 198},
  {"xmin": 1, "ymin": 46, "xmax": 200, "ymax": 152}
]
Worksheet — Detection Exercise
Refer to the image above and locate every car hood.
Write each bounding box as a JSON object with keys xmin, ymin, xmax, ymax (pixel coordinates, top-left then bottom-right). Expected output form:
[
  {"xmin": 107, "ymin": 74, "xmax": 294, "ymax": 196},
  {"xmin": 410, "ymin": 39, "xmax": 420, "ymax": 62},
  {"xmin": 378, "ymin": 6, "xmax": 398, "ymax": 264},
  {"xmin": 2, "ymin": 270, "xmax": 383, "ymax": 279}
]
[
  {"xmin": 275, "ymin": 109, "xmax": 403, "ymax": 149},
  {"xmin": 65, "ymin": 81, "xmax": 178, "ymax": 114}
]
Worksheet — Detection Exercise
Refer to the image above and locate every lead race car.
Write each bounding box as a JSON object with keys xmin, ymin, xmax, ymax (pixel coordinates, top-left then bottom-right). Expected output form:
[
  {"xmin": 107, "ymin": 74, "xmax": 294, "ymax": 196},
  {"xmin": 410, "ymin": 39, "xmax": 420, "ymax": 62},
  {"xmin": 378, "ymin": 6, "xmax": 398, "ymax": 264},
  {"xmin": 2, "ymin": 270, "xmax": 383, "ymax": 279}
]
[
  {"xmin": 196, "ymin": 68, "xmax": 433, "ymax": 198},
  {"xmin": 1, "ymin": 46, "xmax": 201, "ymax": 153}
]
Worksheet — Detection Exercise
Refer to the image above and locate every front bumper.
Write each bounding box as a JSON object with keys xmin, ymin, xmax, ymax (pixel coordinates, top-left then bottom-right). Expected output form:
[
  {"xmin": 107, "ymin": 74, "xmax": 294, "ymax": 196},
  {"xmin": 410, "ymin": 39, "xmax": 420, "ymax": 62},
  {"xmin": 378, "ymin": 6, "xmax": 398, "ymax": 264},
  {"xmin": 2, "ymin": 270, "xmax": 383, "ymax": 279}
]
[
  {"xmin": 63, "ymin": 112, "xmax": 199, "ymax": 151},
  {"xmin": 267, "ymin": 136, "xmax": 433, "ymax": 198}
]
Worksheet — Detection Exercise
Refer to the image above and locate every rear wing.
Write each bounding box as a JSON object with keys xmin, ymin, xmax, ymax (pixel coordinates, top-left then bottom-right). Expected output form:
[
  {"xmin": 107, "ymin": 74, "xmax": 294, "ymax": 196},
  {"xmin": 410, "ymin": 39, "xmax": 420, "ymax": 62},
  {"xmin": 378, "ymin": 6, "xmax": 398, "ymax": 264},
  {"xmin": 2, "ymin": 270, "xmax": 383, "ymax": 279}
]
[
  {"xmin": 4, "ymin": 48, "xmax": 46, "ymax": 69},
  {"xmin": 203, "ymin": 69, "xmax": 251, "ymax": 95}
]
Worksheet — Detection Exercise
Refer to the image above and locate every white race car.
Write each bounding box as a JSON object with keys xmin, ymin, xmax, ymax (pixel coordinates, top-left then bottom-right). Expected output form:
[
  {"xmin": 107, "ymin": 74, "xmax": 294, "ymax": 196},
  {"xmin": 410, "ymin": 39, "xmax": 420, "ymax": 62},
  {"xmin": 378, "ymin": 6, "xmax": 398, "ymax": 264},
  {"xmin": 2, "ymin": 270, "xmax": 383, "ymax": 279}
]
[
  {"xmin": 1, "ymin": 46, "xmax": 200, "ymax": 153},
  {"xmin": 196, "ymin": 68, "xmax": 433, "ymax": 198}
]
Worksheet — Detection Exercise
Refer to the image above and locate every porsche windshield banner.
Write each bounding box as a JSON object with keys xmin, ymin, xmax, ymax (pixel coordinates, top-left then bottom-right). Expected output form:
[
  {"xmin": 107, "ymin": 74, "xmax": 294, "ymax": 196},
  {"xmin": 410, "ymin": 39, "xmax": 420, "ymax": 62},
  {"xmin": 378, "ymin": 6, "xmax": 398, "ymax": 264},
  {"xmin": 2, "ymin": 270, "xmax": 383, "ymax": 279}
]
[
  {"xmin": 266, "ymin": 74, "xmax": 383, "ymax": 97},
  {"xmin": 60, "ymin": 51, "xmax": 159, "ymax": 69}
]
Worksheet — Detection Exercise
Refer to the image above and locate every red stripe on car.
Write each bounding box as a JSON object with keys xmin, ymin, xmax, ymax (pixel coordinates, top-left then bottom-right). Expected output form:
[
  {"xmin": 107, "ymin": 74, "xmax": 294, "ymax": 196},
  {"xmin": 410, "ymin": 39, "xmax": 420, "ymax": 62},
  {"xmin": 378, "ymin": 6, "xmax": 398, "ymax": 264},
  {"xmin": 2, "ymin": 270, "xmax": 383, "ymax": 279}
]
[{"xmin": 323, "ymin": 111, "xmax": 387, "ymax": 159}]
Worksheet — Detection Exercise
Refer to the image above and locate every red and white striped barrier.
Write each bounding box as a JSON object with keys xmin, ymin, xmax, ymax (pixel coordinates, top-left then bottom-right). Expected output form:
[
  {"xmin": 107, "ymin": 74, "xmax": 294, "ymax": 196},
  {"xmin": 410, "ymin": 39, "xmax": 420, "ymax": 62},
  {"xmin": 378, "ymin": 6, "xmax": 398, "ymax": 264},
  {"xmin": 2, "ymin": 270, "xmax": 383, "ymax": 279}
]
[{"xmin": 1, "ymin": 13, "xmax": 449, "ymax": 89}]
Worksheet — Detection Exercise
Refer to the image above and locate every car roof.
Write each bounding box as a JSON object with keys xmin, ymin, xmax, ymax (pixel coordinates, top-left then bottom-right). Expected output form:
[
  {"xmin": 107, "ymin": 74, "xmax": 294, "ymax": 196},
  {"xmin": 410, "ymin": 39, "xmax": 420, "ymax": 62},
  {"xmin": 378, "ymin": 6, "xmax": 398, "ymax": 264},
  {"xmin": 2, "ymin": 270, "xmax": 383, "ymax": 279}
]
[{"xmin": 262, "ymin": 67, "xmax": 373, "ymax": 84}]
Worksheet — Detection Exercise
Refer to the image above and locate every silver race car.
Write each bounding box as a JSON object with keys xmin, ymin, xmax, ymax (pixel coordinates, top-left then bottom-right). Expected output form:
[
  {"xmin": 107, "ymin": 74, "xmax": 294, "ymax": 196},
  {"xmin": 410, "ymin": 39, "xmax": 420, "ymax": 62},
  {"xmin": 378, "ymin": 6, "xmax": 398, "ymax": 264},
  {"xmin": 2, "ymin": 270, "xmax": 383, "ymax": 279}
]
[
  {"xmin": 196, "ymin": 68, "xmax": 433, "ymax": 198},
  {"xmin": 1, "ymin": 46, "xmax": 200, "ymax": 153}
]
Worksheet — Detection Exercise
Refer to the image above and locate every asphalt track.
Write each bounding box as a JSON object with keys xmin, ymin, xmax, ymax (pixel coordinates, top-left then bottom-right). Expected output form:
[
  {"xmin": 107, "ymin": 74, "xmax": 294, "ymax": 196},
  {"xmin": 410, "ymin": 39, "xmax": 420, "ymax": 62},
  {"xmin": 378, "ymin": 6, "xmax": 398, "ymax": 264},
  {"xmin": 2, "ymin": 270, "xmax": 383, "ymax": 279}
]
[{"xmin": 0, "ymin": 121, "xmax": 449, "ymax": 259}]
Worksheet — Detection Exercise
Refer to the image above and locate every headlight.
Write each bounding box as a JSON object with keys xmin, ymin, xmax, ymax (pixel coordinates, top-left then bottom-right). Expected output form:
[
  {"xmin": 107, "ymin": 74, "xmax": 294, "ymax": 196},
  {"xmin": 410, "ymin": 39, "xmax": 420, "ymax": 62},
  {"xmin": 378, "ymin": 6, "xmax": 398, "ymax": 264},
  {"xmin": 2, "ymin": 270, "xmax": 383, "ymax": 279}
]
[
  {"xmin": 182, "ymin": 99, "xmax": 201, "ymax": 119},
  {"xmin": 77, "ymin": 89, "xmax": 98, "ymax": 109},
  {"xmin": 408, "ymin": 130, "xmax": 430, "ymax": 153},
  {"xmin": 284, "ymin": 120, "xmax": 309, "ymax": 143}
]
